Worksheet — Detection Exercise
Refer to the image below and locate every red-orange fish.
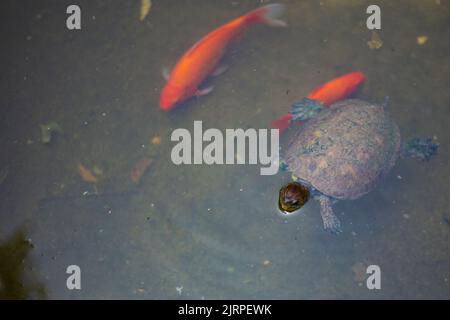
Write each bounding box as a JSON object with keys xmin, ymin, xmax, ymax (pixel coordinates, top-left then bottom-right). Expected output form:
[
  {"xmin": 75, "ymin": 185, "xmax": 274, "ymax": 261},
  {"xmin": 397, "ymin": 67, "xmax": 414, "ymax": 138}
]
[
  {"xmin": 272, "ymin": 72, "xmax": 366, "ymax": 133},
  {"xmin": 160, "ymin": 4, "xmax": 286, "ymax": 111}
]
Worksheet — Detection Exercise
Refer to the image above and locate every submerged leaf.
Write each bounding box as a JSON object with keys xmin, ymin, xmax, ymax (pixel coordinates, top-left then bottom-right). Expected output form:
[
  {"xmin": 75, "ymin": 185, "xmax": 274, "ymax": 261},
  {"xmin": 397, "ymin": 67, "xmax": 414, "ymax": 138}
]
[
  {"xmin": 367, "ymin": 31, "xmax": 383, "ymax": 50},
  {"xmin": 151, "ymin": 135, "xmax": 161, "ymax": 145},
  {"xmin": 416, "ymin": 35, "xmax": 428, "ymax": 46},
  {"xmin": 130, "ymin": 158, "xmax": 153, "ymax": 184},
  {"xmin": 77, "ymin": 163, "xmax": 98, "ymax": 183},
  {"xmin": 351, "ymin": 262, "xmax": 367, "ymax": 282},
  {"xmin": 140, "ymin": 0, "xmax": 152, "ymax": 21}
]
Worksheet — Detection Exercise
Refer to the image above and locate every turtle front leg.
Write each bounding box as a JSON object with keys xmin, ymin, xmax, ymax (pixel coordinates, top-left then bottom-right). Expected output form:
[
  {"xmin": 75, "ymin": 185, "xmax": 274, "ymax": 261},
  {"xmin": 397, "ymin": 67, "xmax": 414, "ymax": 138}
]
[
  {"xmin": 318, "ymin": 195, "xmax": 342, "ymax": 234},
  {"xmin": 290, "ymin": 98, "xmax": 324, "ymax": 122}
]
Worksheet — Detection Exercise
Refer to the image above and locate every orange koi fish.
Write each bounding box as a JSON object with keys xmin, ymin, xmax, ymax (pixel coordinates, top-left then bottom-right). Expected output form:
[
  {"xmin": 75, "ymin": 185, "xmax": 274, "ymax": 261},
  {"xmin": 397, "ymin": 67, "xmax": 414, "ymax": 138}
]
[
  {"xmin": 272, "ymin": 71, "xmax": 366, "ymax": 132},
  {"xmin": 160, "ymin": 4, "xmax": 286, "ymax": 111}
]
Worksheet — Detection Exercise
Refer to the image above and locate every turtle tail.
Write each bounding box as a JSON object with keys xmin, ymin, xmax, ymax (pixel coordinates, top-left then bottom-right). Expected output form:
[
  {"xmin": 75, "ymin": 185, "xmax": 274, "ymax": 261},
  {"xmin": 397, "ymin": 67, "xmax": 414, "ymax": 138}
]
[{"xmin": 402, "ymin": 137, "xmax": 439, "ymax": 161}]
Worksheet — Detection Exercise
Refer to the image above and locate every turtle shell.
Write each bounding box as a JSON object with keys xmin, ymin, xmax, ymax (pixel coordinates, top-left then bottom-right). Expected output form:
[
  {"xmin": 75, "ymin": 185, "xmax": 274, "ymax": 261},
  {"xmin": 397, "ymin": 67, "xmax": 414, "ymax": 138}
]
[{"xmin": 283, "ymin": 99, "xmax": 401, "ymax": 200}]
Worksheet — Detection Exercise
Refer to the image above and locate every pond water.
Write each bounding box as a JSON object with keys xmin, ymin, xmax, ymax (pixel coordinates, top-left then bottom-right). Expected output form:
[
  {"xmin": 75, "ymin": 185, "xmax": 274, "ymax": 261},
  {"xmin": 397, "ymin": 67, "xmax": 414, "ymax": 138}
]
[{"xmin": 0, "ymin": 0, "xmax": 449, "ymax": 299}]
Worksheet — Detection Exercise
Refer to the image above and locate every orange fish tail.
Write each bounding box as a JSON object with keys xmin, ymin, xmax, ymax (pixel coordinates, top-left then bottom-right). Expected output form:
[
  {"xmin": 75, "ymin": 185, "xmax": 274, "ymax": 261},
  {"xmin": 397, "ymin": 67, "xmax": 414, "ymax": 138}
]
[
  {"xmin": 271, "ymin": 113, "xmax": 293, "ymax": 133},
  {"xmin": 244, "ymin": 3, "xmax": 287, "ymax": 27}
]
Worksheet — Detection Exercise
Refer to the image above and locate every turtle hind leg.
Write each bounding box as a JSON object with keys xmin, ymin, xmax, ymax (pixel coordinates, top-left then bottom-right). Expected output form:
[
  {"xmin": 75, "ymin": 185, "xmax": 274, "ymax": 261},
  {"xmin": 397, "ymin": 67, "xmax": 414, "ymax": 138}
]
[
  {"xmin": 402, "ymin": 137, "xmax": 439, "ymax": 161},
  {"xmin": 318, "ymin": 195, "xmax": 342, "ymax": 235}
]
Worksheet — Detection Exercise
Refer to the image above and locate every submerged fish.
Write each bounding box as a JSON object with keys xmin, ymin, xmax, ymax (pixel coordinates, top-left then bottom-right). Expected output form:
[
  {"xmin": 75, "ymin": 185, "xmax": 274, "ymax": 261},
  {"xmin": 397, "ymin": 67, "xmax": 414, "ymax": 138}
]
[
  {"xmin": 306, "ymin": 71, "xmax": 366, "ymax": 107},
  {"xmin": 272, "ymin": 72, "xmax": 366, "ymax": 133},
  {"xmin": 160, "ymin": 3, "xmax": 286, "ymax": 111}
]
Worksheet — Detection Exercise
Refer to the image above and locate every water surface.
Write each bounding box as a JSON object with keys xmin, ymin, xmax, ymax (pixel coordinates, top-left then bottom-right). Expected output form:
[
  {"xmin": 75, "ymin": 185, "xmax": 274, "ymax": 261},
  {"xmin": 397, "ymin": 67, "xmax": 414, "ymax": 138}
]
[{"xmin": 0, "ymin": 0, "xmax": 449, "ymax": 299}]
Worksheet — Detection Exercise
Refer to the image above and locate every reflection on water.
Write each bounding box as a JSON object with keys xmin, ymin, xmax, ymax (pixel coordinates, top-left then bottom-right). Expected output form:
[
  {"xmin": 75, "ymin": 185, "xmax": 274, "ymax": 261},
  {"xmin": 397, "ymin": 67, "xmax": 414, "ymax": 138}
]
[{"xmin": 0, "ymin": 0, "xmax": 449, "ymax": 299}]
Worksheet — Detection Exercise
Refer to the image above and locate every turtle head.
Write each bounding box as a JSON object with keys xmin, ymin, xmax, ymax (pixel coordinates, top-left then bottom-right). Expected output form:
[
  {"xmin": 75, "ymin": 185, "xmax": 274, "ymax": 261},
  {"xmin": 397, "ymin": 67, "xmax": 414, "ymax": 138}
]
[{"xmin": 278, "ymin": 182, "xmax": 310, "ymax": 214}]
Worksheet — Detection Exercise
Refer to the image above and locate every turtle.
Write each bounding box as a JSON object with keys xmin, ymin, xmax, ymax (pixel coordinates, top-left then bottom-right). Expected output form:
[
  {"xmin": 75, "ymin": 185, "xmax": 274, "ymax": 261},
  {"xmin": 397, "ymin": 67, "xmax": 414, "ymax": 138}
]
[{"xmin": 278, "ymin": 98, "xmax": 439, "ymax": 234}]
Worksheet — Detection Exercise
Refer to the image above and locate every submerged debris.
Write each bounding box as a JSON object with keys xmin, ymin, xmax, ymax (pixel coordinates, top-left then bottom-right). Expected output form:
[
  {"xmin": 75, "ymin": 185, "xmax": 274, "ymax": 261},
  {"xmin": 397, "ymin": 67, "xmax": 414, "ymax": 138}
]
[
  {"xmin": 444, "ymin": 217, "xmax": 450, "ymax": 227},
  {"xmin": 130, "ymin": 157, "xmax": 153, "ymax": 184},
  {"xmin": 0, "ymin": 166, "xmax": 9, "ymax": 186},
  {"xmin": 40, "ymin": 122, "xmax": 63, "ymax": 144},
  {"xmin": 139, "ymin": 0, "xmax": 152, "ymax": 21},
  {"xmin": 151, "ymin": 135, "xmax": 161, "ymax": 145},
  {"xmin": 38, "ymin": 189, "xmax": 138, "ymax": 209},
  {"xmin": 77, "ymin": 163, "xmax": 98, "ymax": 183},
  {"xmin": 367, "ymin": 31, "xmax": 383, "ymax": 50}
]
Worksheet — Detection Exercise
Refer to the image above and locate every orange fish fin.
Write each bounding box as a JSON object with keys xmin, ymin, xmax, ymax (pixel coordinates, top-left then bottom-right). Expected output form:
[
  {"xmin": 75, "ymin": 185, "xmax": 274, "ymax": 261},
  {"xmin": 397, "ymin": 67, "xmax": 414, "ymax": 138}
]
[
  {"xmin": 162, "ymin": 67, "xmax": 170, "ymax": 80},
  {"xmin": 195, "ymin": 86, "xmax": 214, "ymax": 97},
  {"xmin": 210, "ymin": 64, "xmax": 228, "ymax": 77}
]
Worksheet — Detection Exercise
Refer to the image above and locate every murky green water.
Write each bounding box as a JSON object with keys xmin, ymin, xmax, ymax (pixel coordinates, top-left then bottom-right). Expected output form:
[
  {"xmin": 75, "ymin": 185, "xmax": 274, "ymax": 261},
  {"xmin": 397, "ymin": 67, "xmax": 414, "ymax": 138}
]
[{"xmin": 0, "ymin": 0, "xmax": 449, "ymax": 299}]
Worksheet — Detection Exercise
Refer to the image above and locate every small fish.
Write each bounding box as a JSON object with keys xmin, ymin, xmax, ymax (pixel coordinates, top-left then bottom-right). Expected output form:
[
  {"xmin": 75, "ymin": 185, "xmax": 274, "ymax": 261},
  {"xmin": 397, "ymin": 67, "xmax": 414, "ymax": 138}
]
[
  {"xmin": 130, "ymin": 158, "xmax": 153, "ymax": 184},
  {"xmin": 160, "ymin": 4, "xmax": 286, "ymax": 110},
  {"xmin": 272, "ymin": 72, "xmax": 366, "ymax": 133},
  {"xmin": 78, "ymin": 163, "xmax": 98, "ymax": 183}
]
